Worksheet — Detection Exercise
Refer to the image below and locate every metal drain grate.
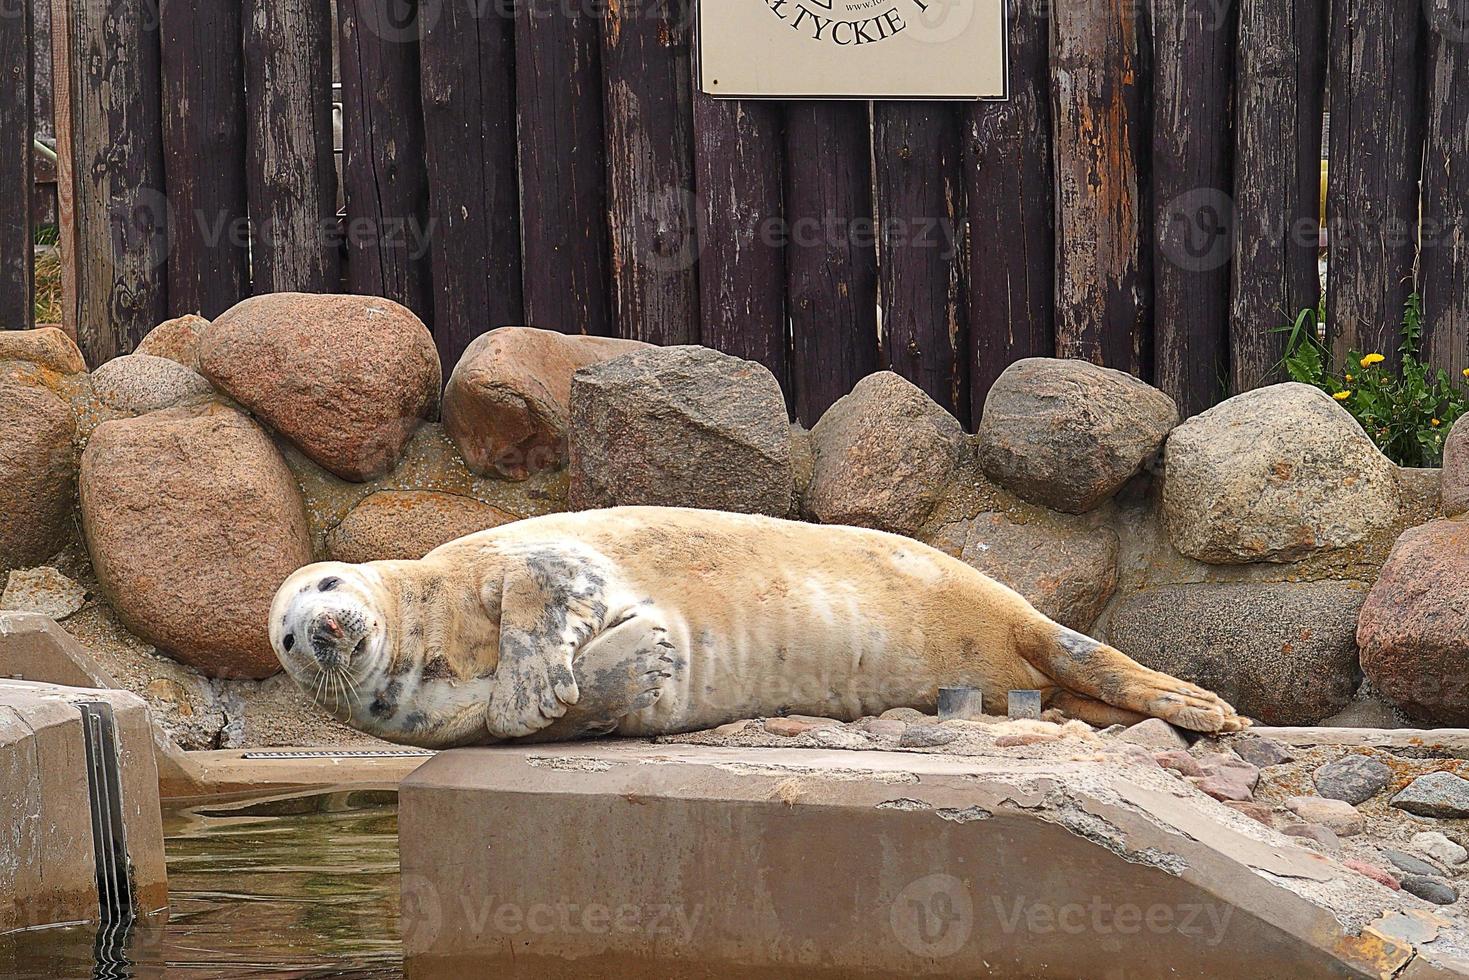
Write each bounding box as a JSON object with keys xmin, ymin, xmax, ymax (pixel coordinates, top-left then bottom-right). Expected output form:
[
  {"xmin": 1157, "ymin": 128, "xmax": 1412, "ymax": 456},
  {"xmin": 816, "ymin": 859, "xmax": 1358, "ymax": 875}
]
[
  {"xmin": 78, "ymin": 702, "xmax": 135, "ymax": 930},
  {"xmin": 237, "ymin": 758, "xmax": 434, "ymax": 764}
]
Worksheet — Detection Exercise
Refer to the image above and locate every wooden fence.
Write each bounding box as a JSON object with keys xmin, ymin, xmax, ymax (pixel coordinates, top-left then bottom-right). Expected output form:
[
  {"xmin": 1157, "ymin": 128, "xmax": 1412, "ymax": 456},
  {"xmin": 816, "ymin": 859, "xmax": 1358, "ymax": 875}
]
[{"xmin": 2, "ymin": 0, "xmax": 1467, "ymax": 426}]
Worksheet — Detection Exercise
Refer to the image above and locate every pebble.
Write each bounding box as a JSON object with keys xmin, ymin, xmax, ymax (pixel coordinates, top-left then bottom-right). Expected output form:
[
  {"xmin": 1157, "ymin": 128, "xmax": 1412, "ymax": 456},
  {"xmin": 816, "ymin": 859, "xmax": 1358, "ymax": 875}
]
[
  {"xmin": 1230, "ymin": 737, "xmax": 1294, "ymax": 769},
  {"xmin": 880, "ymin": 707, "xmax": 931, "ymax": 724},
  {"xmin": 1191, "ymin": 773, "xmax": 1254, "ymax": 803},
  {"xmin": 810, "ymin": 727, "xmax": 873, "ymax": 750},
  {"xmin": 1382, "ymin": 848, "xmax": 1441, "ymax": 878},
  {"xmin": 711, "ymin": 720, "xmax": 754, "ymax": 737},
  {"xmin": 1392, "ymin": 772, "xmax": 1469, "ymax": 819},
  {"xmin": 1189, "ymin": 754, "xmax": 1260, "ymax": 802},
  {"xmin": 1343, "ymin": 859, "xmax": 1400, "ymax": 890},
  {"xmin": 899, "ymin": 725, "xmax": 959, "ymax": 748},
  {"xmin": 1281, "ymin": 823, "xmax": 1341, "ymax": 849},
  {"xmin": 1118, "ymin": 718, "xmax": 1190, "ymax": 752},
  {"xmin": 1154, "ymin": 750, "xmax": 1204, "ymax": 778},
  {"xmin": 851, "ymin": 718, "xmax": 908, "ymax": 739},
  {"xmin": 1112, "ymin": 744, "xmax": 1161, "ymax": 768},
  {"xmin": 784, "ymin": 714, "xmax": 843, "ymax": 729},
  {"xmin": 1285, "ymin": 796, "xmax": 1365, "ymax": 837},
  {"xmin": 1, "ymin": 566, "xmax": 88, "ymax": 621},
  {"xmin": 1399, "ymin": 875, "xmax": 1459, "ymax": 906},
  {"xmin": 764, "ymin": 718, "xmax": 815, "ymax": 737},
  {"xmin": 1312, "ymin": 755, "xmax": 1393, "ymax": 805},
  {"xmin": 1412, "ymin": 832, "xmax": 1469, "ymax": 867},
  {"xmin": 1222, "ymin": 801, "xmax": 1275, "ymax": 828},
  {"xmin": 995, "ymin": 733, "xmax": 1059, "ymax": 748}
]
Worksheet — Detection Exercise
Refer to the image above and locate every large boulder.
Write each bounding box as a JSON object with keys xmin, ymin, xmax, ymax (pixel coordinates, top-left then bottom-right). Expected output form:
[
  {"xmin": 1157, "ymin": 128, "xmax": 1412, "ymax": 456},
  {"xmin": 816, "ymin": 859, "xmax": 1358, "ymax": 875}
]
[
  {"xmin": 0, "ymin": 380, "xmax": 77, "ymax": 574},
  {"xmin": 977, "ymin": 359, "xmax": 1178, "ymax": 514},
  {"xmin": 806, "ymin": 372, "xmax": 966, "ymax": 535},
  {"xmin": 1163, "ymin": 384, "xmax": 1400, "ymax": 564},
  {"xmin": 1106, "ymin": 581, "xmax": 1368, "ymax": 725},
  {"xmin": 90, "ymin": 353, "xmax": 214, "ymax": 414},
  {"xmin": 79, "ymin": 404, "xmax": 314, "ymax": 679},
  {"xmin": 135, "ymin": 313, "xmax": 207, "ymax": 370},
  {"xmin": 1358, "ymin": 519, "xmax": 1469, "ymax": 725},
  {"xmin": 0, "ymin": 326, "xmax": 87, "ymax": 374},
  {"xmin": 198, "ymin": 293, "xmax": 441, "ymax": 481},
  {"xmin": 569, "ymin": 346, "xmax": 793, "ymax": 515},
  {"xmin": 958, "ymin": 513, "xmax": 1118, "ymax": 631},
  {"xmin": 443, "ymin": 327, "xmax": 648, "ymax": 480},
  {"xmin": 326, "ymin": 490, "xmax": 518, "ymax": 563},
  {"xmin": 1444, "ymin": 417, "xmax": 1469, "ymax": 518}
]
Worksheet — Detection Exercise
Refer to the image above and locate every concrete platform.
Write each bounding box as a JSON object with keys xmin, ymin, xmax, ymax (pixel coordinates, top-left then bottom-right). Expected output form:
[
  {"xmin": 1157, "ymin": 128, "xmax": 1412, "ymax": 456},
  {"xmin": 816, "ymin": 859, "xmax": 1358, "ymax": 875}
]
[
  {"xmin": 0, "ymin": 680, "xmax": 167, "ymax": 933},
  {"xmin": 401, "ymin": 742, "xmax": 1469, "ymax": 979}
]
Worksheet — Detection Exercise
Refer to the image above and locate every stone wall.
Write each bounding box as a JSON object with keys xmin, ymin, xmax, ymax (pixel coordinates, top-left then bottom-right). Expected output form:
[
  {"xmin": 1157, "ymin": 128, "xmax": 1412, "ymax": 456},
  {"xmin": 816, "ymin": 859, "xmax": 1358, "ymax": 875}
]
[{"xmin": 1, "ymin": 294, "xmax": 1462, "ymax": 744}]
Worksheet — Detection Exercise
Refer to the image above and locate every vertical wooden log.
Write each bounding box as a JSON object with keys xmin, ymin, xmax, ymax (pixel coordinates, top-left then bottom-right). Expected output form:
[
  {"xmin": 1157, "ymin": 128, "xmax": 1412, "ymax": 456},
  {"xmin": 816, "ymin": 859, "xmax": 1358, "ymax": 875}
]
[
  {"xmin": 1421, "ymin": 0, "xmax": 1469, "ymax": 380},
  {"xmin": 47, "ymin": 0, "xmax": 75, "ymax": 340},
  {"xmin": 1326, "ymin": 0, "xmax": 1425, "ymax": 368},
  {"xmin": 1, "ymin": 0, "xmax": 33, "ymax": 328},
  {"xmin": 692, "ymin": 90, "xmax": 788, "ymax": 396},
  {"xmin": 602, "ymin": 0, "xmax": 699, "ymax": 346},
  {"xmin": 516, "ymin": 0, "xmax": 612, "ymax": 336},
  {"xmin": 338, "ymin": 0, "xmax": 432, "ymax": 321},
  {"xmin": 160, "ymin": 0, "xmax": 249, "ymax": 318},
  {"xmin": 963, "ymin": 0, "xmax": 1054, "ymax": 421},
  {"xmin": 63, "ymin": 0, "xmax": 168, "ymax": 361},
  {"xmin": 30, "ymin": 0, "xmax": 51, "ymax": 145},
  {"xmin": 1151, "ymin": 0, "xmax": 1236, "ymax": 415},
  {"xmin": 244, "ymin": 0, "xmax": 339, "ymax": 295},
  {"xmin": 873, "ymin": 103, "xmax": 968, "ymax": 424},
  {"xmin": 785, "ymin": 101, "xmax": 879, "ymax": 426},
  {"xmin": 1050, "ymin": 0, "xmax": 1152, "ymax": 378},
  {"xmin": 1229, "ymin": 0, "xmax": 1328, "ymax": 392},
  {"xmin": 420, "ymin": 0, "xmax": 522, "ymax": 369}
]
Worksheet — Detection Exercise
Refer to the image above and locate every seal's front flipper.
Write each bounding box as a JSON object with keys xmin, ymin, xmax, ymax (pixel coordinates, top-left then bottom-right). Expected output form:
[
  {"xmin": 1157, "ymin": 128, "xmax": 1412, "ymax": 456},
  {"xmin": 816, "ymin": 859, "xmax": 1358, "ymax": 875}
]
[{"xmin": 522, "ymin": 610, "xmax": 679, "ymax": 743}]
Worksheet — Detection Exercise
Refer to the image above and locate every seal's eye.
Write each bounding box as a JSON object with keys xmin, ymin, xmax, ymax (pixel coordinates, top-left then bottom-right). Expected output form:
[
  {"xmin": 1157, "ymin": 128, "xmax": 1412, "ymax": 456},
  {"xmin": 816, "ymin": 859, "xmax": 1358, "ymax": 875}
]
[
  {"xmin": 318, "ymin": 577, "xmax": 341, "ymax": 592},
  {"xmin": 283, "ymin": 633, "xmax": 295, "ymax": 652}
]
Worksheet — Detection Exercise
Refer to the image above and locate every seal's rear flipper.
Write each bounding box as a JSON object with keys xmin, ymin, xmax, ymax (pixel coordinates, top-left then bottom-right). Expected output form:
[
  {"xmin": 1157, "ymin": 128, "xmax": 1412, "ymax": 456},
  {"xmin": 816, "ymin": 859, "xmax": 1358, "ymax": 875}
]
[
  {"xmin": 517, "ymin": 611, "xmax": 679, "ymax": 744},
  {"xmin": 1014, "ymin": 619, "xmax": 1248, "ymax": 734}
]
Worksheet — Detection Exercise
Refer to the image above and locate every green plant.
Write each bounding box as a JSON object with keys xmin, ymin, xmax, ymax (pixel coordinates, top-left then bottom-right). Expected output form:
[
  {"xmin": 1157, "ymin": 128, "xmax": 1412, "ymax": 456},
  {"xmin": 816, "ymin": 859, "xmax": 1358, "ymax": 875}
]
[{"xmin": 1276, "ymin": 294, "xmax": 1468, "ymax": 467}]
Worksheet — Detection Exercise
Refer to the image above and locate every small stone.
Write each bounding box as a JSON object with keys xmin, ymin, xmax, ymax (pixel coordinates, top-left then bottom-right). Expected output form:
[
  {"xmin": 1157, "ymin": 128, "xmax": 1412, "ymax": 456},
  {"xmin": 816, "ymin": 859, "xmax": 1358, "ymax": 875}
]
[
  {"xmin": 763, "ymin": 718, "xmax": 815, "ymax": 738},
  {"xmin": 1155, "ymin": 750, "xmax": 1204, "ymax": 778},
  {"xmin": 880, "ymin": 707, "xmax": 931, "ymax": 724},
  {"xmin": 1286, "ymin": 797, "xmax": 1365, "ymax": 837},
  {"xmin": 1392, "ymin": 772, "xmax": 1469, "ymax": 819},
  {"xmin": 1411, "ymin": 832, "xmax": 1469, "ymax": 867},
  {"xmin": 90, "ymin": 353, "xmax": 213, "ymax": 414},
  {"xmin": 811, "ymin": 727, "xmax": 872, "ymax": 750},
  {"xmin": 135, "ymin": 313, "xmax": 207, "ymax": 370},
  {"xmin": 1191, "ymin": 774, "xmax": 1254, "ymax": 803},
  {"xmin": 1344, "ymin": 859, "xmax": 1400, "ymax": 890},
  {"xmin": 783, "ymin": 714, "xmax": 843, "ymax": 729},
  {"xmin": 900, "ymin": 726, "xmax": 959, "ymax": 748},
  {"xmin": 1230, "ymin": 737, "xmax": 1294, "ymax": 769},
  {"xmin": 1223, "ymin": 801, "xmax": 1275, "ymax": 828},
  {"xmin": 851, "ymin": 718, "xmax": 908, "ymax": 739},
  {"xmin": 711, "ymin": 720, "xmax": 753, "ymax": 738},
  {"xmin": 1382, "ymin": 849, "xmax": 1442, "ymax": 878},
  {"xmin": 0, "ymin": 567, "xmax": 87, "ymax": 621},
  {"xmin": 1281, "ymin": 823, "xmax": 1341, "ymax": 849},
  {"xmin": 1118, "ymin": 718, "xmax": 1190, "ymax": 752},
  {"xmin": 1112, "ymin": 743, "xmax": 1161, "ymax": 768},
  {"xmin": 1400, "ymin": 875, "xmax": 1458, "ymax": 906},
  {"xmin": 1312, "ymin": 755, "xmax": 1393, "ymax": 805},
  {"xmin": 1198, "ymin": 753, "xmax": 1261, "ymax": 791},
  {"xmin": 996, "ymin": 733, "xmax": 1059, "ymax": 748}
]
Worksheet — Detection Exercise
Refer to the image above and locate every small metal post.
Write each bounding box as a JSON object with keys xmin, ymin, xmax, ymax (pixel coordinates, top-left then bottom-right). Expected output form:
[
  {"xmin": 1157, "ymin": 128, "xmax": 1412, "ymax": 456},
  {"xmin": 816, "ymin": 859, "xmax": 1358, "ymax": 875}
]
[
  {"xmin": 1008, "ymin": 690, "xmax": 1043, "ymax": 720},
  {"xmin": 937, "ymin": 686, "xmax": 985, "ymax": 721}
]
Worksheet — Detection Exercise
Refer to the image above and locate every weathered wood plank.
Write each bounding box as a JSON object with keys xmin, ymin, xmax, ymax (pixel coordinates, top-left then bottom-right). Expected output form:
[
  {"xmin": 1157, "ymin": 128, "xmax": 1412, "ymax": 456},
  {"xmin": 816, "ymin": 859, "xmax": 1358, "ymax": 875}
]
[
  {"xmin": 785, "ymin": 100, "xmax": 879, "ymax": 425},
  {"xmin": 160, "ymin": 0, "xmax": 249, "ymax": 318},
  {"xmin": 420, "ymin": 0, "xmax": 522, "ymax": 369},
  {"xmin": 338, "ymin": 0, "xmax": 432, "ymax": 322},
  {"xmin": 1326, "ymin": 0, "xmax": 1425, "ymax": 368},
  {"xmin": 873, "ymin": 102, "xmax": 967, "ymax": 424},
  {"xmin": 692, "ymin": 88, "xmax": 788, "ymax": 396},
  {"xmin": 601, "ymin": 0, "xmax": 699, "ymax": 346},
  {"xmin": 46, "ymin": 0, "xmax": 75, "ymax": 340},
  {"xmin": 964, "ymin": 0, "xmax": 1053, "ymax": 420},
  {"xmin": 30, "ymin": 0, "xmax": 51, "ymax": 144},
  {"xmin": 516, "ymin": 0, "xmax": 612, "ymax": 336},
  {"xmin": 1229, "ymin": 0, "xmax": 1328, "ymax": 392},
  {"xmin": 1, "ymin": 0, "xmax": 33, "ymax": 328},
  {"xmin": 64, "ymin": 0, "xmax": 168, "ymax": 361},
  {"xmin": 1421, "ymin": 0, "xmax": 1469, "ymax": 380},
  {"xmin": 1050, "ymin": 0, "xmax": 1152, "ymax": 378},
  {"xmin": 1152, "ymin": 0, "xmax": 1236, "ymax": 414},
  {"xmin": 244, "ymin": 0, "xmax": 339, "ymax": 294}
]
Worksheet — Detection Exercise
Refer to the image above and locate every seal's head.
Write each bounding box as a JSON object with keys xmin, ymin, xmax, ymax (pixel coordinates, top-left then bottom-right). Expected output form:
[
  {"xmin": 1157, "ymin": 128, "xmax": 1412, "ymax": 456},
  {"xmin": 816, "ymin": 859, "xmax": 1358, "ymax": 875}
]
[{"xmin": 270, "ymin": 562, "xmax": 392, "ymax": 723}]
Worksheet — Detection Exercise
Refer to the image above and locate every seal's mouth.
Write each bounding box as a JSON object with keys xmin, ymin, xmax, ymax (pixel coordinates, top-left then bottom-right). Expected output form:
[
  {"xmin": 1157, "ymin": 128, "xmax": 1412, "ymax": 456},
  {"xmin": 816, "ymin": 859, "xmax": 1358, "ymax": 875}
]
[{"xmin": 307, "ymin": 609, "xmax": 371, "ymax": 671}]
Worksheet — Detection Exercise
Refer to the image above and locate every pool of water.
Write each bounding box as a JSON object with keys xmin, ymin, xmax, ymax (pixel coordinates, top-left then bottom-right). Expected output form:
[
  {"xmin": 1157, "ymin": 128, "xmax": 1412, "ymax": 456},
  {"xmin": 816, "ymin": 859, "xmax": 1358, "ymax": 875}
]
[{"xmin": 0, "ymin": 789, "xmax": 404, "ymax": 979}]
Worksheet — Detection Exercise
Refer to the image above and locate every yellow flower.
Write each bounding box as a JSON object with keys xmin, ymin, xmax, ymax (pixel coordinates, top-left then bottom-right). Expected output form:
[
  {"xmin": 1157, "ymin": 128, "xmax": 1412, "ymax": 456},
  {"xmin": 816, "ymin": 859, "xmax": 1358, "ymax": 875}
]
[
  {"xmin": 1463, "ymin": 368, "xmax": 1469, "ymax": 379},
  {"xmin": 1344, "ymin": 373, "xmax": 1354, "ymax": 382},
  {"xmin": 1360, "ymin": 353, "xmax": 1385, "ymax": 367},
  {"xmin": 1333, "ymin": 391, "xmax": 1352, "ymax": 401},
  {"xmin": 1432, "ymin": 419, "xmax": 1442, "ymax": 427}
]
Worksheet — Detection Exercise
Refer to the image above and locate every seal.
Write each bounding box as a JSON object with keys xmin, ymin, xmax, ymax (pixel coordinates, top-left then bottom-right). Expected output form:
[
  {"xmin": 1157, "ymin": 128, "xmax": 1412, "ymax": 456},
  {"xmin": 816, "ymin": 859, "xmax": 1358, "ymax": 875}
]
[{"xmin": 269, "ymin": 507, "xmax": 1246, "ymax": 748}]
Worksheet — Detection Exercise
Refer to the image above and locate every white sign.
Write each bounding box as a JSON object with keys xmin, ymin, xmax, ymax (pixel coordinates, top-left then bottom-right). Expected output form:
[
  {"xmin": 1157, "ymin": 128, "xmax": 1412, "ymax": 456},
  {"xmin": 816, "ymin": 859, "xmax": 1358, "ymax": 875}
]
[{"xmin": 699, "ymin": 0, "xmax": 1009, "ymax": 101}]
